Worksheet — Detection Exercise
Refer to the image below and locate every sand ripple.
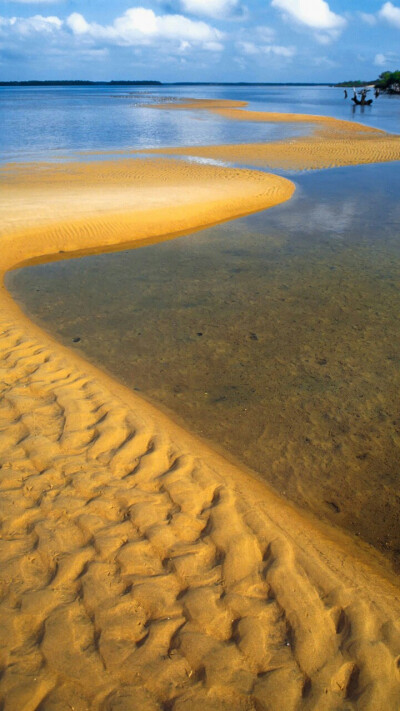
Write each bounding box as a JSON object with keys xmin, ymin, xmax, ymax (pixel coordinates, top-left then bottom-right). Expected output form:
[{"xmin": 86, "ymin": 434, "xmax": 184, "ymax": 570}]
[
  {"xmin": 144, "ymin": 97, "xmax": 400, "ymax": 171},
  {"xmin": 0, "ymin": 320, "xmax": 400, "ymax": 710},
  {"xmin": 0, "ymin": 153, "xmax": 399, "ymax": 709}
]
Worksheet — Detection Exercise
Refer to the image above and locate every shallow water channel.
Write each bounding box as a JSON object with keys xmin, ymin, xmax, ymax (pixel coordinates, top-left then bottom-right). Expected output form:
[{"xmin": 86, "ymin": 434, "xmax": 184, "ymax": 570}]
[{"xmin": 8, "ymin": 161, "xmax": 400, "ymax": 569}]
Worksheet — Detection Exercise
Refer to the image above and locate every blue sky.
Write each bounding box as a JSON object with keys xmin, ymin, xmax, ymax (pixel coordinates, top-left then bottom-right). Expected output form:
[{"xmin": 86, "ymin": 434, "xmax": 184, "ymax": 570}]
[{"xmin": 0, "ymin": 0, "xmax": 399, "ymax": 82}]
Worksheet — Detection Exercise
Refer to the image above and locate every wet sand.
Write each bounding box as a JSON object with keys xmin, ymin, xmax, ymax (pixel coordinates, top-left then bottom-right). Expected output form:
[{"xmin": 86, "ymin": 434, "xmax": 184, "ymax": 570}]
[
  {"xmin": 1, "ymin": 114, "xmax": 400, "ymax": 710},
  {"xmin": 146, "ymin": 129, "xmax": 400, "ymax": 171},
  {"xmin": 144, "ymin": 97, "xmax": 400, "ymax": 170},
  {"xmin": 11, "ymin": 164, "xmax": 400, "ymax": 568},
  {"xmin": 149, "ymin": 96, "xmax": 383, "ymax": 132}
]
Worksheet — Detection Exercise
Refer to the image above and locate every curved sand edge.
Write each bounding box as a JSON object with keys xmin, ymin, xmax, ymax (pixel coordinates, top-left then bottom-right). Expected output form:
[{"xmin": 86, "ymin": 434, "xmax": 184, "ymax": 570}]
[
  {"xmin": 148, "ymin": 96, "xmax": 383, "ymax": 132},
  {"xmin": 144, "ymin": 97, "xmax": 400, "ymax": 170},
  {"xmin": 1, "ymin": 157, "xmax": 400, "ymax": 710}
]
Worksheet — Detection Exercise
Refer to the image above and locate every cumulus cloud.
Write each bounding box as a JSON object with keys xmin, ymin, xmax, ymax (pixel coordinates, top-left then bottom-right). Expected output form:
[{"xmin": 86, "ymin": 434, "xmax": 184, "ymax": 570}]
[
  {"xmin": 0, "ymin": 6, "xmax": 225, "ymax": 71},
  {"xmin": 178, "ymin": 0, "xmax": 243, "ymax": 20},
  {"xmin": 379, "ymin": 1, "xmax": 400, "ymax": 28},
  {"xmin": 0, "ymin": 14, "xmax": 62, "ymax": 35},
  {"xmin": 271, "ymin": 0, "xmax": 346, "ymax": 32},
  {"xmin": 66, "ymin": 8, "xmax": 223, "ymax": 48},
  {"xmin": 237, "ymin": 40, "xmax": 296, "ymax": 58},
  {"xmin": 0, "ymin": 7, "xmax": 223, "ymax": 50},
  {"xmin": 0, "ymin": 13, "xmax": 109, "ymax": 69}
]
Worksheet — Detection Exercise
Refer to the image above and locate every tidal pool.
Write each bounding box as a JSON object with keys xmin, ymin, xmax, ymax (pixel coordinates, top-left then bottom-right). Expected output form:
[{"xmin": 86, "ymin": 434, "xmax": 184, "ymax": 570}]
[{"xmin": 8, "ymin": 161, "xmax": 400, "ymax": 568}]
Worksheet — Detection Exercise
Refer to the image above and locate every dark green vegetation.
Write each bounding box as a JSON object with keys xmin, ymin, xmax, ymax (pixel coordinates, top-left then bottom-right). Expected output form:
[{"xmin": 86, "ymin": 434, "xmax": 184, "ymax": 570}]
[
  {"xmin": 375, "ymin": 70, "xmax": 400, "ymax": 93},
  {"xmin": 336, "ymin": 79, "xmax": 374, "ymax": 87},
  {"xmin": 336, "ymin": 70, "xmax": 400, "ymax": 93},
  {"xmin": 0, "ymin": 80, "xmax": 161, "ymax": 87}
]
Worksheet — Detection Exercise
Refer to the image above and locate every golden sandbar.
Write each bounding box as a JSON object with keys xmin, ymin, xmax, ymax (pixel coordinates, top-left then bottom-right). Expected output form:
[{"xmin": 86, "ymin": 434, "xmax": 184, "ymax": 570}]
[{"xmin": 1, "ymin": 113, "xmax": 400, "ymax": 709}]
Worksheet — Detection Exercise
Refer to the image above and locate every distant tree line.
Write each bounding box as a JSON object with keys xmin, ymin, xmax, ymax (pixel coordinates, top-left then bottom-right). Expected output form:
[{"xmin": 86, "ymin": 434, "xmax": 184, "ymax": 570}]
[
  {"xmin": 336, "ymin": 70, "xmax": 400, "ymax": 93},
  {"xmin": 375, "ymin": 71, "xmax": 400, "ymax": 93},
  {"xmin": 0, "ymin": 80, "xmax": 162, "ymax": 87},
  {"xmin": 0, "ymin": 80, "xmax": 333, "ymax": 88},
  {"xmin": 336, "ymin": 79, "xmax": 373, "ymax": 87}
]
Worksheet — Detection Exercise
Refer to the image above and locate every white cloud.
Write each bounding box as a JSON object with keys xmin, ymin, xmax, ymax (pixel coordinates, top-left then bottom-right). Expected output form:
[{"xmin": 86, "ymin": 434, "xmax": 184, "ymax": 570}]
[
  {"xmin": 178, "ymin": 0, "xmax": 243, "ymax": 20},
  {"xmin": 67, "ymin": 13, "xmax": 91, "ymax": 35},
  {"xmin": 237, "ymin": 40, "xmax": 296, "ymax": 58},
  {"xmin": 67, "ymin": 8, "xmax": 223, "ymax": 48},
  {"xmin": 0, "ymin": 14, "xmax": 62, "ymax": 35},
  {"xmin": 314, "ymin": 30, "xmax": 341, "ymax": 44},
  {"xmin": 0, "ymin": 7, "xmax": 224, "ymax": 67},
  {"xmin": 359, "ymin": 12, "xmax": 377, "ymax": 26},
  {"xmin": 271, "ymin": 0, "xmax": 346, "ymax": 31},
  {"xmin": 49, "ymin": 46, "xmax": 110, "ymax": 59},
  {"xmin": 265, "ymin": 44, "xmax": 296, "ymax": 57},
  {"xmin": 256, "ymin": 25, "xmax": 276, "ymax": 41},
  {"xmin": 178, "ymin": 39, "xmax": 190, "ymax": 51},
  {"xmin": 379, "ymin": 2, "xmax": 400, "ymax": 28},
  {"xmin": 313, "ymin": 55, "xmax": 336, "ymax": 67},
  {"xmin": 240, "ymin": 40, "xmax": 258, "ymax": 54},
  {"xmin": 237, "ymin": 40, "xmax": 258, "ymax": 54},
  {"xmin": 374, "ymin": 50, "xmax": 399, "ymax": 66},
  {"xmin": 7, "ymin": 0, "xmax": 59, "ymax": 3},
  {"xmin": 203, "ymin": 41, "xmax": 224, "ymax": 51},
  {"xmin": 374, "ymin": 52, "xmax": 387, "ymax": 66}
]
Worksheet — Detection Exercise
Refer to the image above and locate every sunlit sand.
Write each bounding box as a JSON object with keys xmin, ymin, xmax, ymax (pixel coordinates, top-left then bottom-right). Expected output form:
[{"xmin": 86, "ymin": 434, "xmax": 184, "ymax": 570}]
[
  {"xmin": 1, "ymin": 108, "xmax": 400, "ymax": 709},
  {"xmin": 145, "ymin": 96, "xmax": 400, "ymax": 170}
]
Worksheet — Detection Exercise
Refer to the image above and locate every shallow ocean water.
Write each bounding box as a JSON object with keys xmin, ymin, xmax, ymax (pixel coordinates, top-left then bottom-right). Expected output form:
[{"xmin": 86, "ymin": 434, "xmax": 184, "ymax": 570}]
[
  {"xmin": 9, "ymin": 160, "xmax": 400, "ymax": 567},
  {"xmin": 1, "ymin": 83, "xmax": 400, "ymax": 163}
]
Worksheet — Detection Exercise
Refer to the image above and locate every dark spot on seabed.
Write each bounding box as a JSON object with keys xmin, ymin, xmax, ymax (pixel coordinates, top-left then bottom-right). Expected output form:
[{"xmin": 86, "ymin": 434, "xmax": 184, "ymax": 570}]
[
  {"xmin": 249, "ymin": 332, "xmax": 258, "ymax": 340},
  {"xmin": 197, "ymin": 332, "xmax": 203, "ymax": 336},
  {"xmin": 72, "ymin": 337, "xmax": 81, "ymax": 343},
  {"xmin": 326, "ymin": 501, "xmax": 341, "ymax": 513},
  {"xmin": 317, "ymin": 357, "xmax": 327, "ymax": 365}
]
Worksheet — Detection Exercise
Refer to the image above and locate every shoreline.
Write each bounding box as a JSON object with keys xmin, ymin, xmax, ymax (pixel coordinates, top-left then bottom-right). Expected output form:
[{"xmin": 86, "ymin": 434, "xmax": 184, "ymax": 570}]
[{"xmin": 1, "ymin": 116, "xmax": 400, "ymax": 708}]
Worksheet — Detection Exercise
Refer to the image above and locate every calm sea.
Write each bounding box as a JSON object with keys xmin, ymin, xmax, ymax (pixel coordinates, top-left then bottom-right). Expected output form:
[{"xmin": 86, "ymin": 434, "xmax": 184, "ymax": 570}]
[
  {"xmin": 1, "ymin": 84, "xmax": 400, "ymax": 162},
  {"xmin": 4, "ymin": 85, "xmax": 400, "ymax": 568}
]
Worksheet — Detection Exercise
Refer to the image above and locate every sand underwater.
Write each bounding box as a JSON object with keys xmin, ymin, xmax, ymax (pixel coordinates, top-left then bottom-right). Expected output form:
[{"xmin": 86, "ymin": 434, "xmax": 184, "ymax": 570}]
[{"xmin": 1, "ymin": 99, "xmax": 400, "ymax": 710}]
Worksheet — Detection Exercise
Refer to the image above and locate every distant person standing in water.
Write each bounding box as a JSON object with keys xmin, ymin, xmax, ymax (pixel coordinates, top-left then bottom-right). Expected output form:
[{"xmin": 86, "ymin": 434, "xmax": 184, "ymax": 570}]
[{"xmin": 344, "ymin": 89, "xmax": 348, "ymax": 98}]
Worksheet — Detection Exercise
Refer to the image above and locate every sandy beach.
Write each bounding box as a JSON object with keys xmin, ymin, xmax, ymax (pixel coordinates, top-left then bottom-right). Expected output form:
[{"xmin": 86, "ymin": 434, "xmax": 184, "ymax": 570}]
[{"xmin": 1, "ymin": 107, "xmax": 400, "ymax": 710}]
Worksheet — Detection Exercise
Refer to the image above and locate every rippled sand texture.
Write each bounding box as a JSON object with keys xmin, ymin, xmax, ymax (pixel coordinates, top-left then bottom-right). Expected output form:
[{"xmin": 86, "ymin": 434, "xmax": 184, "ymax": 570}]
[
  {"xmin": 1, "ymin": 158, "xmax": 293, "ymax": 244},
  {"xmin": 13, "ymin": 199, "xmax": 400, "ymax": 566},
  {"xmin": 2, "ymin": 321, "xmax": 400, "ymax": 711},
  {"xmin": 1, "ymin": 145, "xmax": 400, "ymax": 708},
  {"xmin": 146, "ymin": 97, "xmax": 400, "ymax": 170}
]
